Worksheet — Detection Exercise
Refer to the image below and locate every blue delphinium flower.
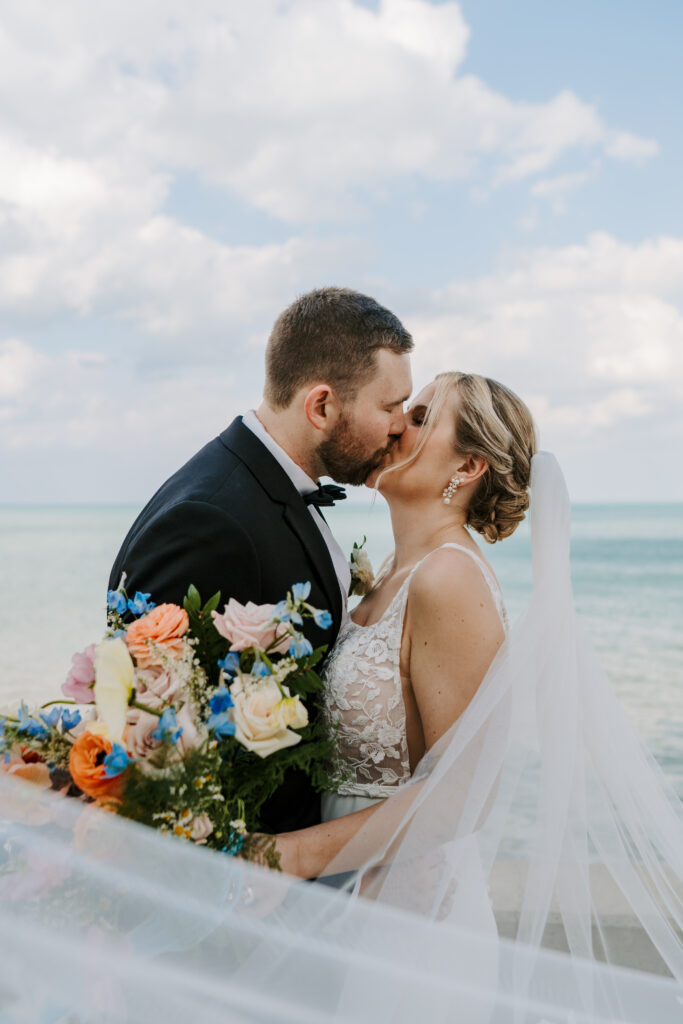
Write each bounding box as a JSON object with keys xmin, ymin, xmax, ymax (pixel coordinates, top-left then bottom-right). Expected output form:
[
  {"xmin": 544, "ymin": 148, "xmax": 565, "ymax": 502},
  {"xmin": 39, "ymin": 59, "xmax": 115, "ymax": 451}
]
[
  {"xmin": 127, "ymin": 591, "xmax": 156, "ymax": 616},
  {"xmin": 61, "ymin": 708, "xmax": 82, "ymax": 732},
  {"xmin": 312, "ymin": 608, "xmax": 332, "ymax": 629},
  {"xmin": 209, "ymin": 686, "xmax": 233, "ymax": 715},
  {"xmin": 250, "ymin": 658, "xmax": 271, "ymax": 678},
  {"xmin": 274, "ymin": 599, "xmax": 302, "ymax": 625},
  {"xmin": 40, "ymin": 707, "xmax": 62, "ymax": 729},
  {"xmin": 151, "ymin": 708, "xmax": 183, "ymax": 744},
  {"xmin": 291, "ymin": 581, "xmax": 311, "ymax": 603},
  {"xmin": 208, "ymin": 710, "xmax": 236, "ymax": 739},
  {"xmin": 107, "ymin": 589, "xmax": 128, "ymax": 615},
  {"xmin": 217, "ymin": 652, "xmax": 240, "ymax": 677},
  {"xmin": 289, "ymin": 633, "xmax": 313, "ymax": 658},
  {"xmin": 222, "ymin": 830, "xmax": 245, "ymax": 855},
  {"xmin": 16, "ymin": 704, "xmax": 47, "ymax": 740},
  {"xmin": 102, "ymin": 743, "xmax": 130, "ymax": 778}
]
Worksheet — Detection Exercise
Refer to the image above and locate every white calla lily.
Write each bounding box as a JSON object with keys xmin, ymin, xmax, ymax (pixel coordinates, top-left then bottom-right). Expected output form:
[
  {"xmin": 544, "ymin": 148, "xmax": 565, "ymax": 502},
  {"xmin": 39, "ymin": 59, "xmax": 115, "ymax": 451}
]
[{"xmin": 94, "ymin": 637, "xmax": 135, "ymax": 745}]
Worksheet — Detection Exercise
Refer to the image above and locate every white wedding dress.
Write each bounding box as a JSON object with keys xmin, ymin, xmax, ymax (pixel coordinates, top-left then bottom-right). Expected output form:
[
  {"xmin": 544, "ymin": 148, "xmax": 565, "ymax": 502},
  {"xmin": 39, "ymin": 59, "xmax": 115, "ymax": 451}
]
[{"xmin": 0, "ymin": 453, "xmax": 681, "ymax": 1023}]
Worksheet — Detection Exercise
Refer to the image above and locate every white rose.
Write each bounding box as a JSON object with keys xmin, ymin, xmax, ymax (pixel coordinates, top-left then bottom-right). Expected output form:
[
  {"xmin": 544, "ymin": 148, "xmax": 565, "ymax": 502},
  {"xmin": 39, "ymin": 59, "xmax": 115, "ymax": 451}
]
[
  {"xmin": 94, "ymin": 637, "xmax": 134, "ymax": 744},
  {"xmin": 350, "ymin": 547, "xmax": 375, "ymax": 596},
  {"xmin": 230, "ymin": 677, "xmax": 308, "ymax": 759}
]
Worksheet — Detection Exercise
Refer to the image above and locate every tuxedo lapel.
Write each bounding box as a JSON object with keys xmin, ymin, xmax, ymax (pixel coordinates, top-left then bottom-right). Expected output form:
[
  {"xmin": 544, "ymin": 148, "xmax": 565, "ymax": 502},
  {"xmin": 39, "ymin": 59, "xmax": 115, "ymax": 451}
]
[
  {"xmin": 219, "ymin": 418, "xmax": 343, "ymax": 630},
  {"xmin": 282, "ymin": 502, "xmax": 343, "ymax": 629}
]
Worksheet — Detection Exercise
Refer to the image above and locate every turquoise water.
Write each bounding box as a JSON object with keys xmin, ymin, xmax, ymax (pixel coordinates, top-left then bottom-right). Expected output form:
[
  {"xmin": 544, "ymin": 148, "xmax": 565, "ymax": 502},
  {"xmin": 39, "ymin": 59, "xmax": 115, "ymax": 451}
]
[{"xmin": 1, "ymin": 502, "xmax": 681, "ymax": 795}]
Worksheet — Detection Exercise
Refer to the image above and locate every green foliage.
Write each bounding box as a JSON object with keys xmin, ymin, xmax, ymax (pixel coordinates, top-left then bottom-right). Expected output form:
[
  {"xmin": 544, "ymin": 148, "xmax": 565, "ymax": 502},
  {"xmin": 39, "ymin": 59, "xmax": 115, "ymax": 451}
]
[{"xmin": 183, "ymin": 586, "xmax": 227, "ymax": 685}]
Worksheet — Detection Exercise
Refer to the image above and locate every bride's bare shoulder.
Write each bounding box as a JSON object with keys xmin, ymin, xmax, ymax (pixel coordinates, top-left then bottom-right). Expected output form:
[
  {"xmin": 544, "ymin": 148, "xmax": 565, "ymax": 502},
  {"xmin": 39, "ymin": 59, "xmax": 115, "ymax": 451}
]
[{"xmin": 407, "ymin": 545, "xmax": 501, "ymax": 626}]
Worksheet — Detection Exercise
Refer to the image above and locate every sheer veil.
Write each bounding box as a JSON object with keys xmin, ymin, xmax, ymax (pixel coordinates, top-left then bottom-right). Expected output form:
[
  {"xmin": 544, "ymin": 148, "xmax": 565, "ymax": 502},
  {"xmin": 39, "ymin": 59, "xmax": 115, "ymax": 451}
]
[{"xmin": 1, "ymin": 452, "xmax": 682, "ymax": 1022}]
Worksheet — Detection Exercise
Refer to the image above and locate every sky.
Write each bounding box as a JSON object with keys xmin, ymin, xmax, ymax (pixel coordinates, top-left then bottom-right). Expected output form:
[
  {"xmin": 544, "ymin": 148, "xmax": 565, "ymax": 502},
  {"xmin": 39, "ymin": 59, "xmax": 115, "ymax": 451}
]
[{"xmin": 1, "ymin": 0, "xmax": 682, "ymax": 503}]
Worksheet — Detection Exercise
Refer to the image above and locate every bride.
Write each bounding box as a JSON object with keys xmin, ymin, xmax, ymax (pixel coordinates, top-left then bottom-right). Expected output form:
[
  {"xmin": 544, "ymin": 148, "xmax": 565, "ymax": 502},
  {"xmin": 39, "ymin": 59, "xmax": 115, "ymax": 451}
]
[{"xmin": 277, "ymin": 370, "xmax": 529, "ymax": 886}]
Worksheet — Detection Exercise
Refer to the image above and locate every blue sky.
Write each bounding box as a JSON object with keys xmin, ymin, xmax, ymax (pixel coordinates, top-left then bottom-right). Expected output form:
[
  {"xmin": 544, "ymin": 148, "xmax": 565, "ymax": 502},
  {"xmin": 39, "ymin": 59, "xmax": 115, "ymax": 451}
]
[{"xmin": 1, "ymin": 0, "xmax": 682, "ymax": 502}]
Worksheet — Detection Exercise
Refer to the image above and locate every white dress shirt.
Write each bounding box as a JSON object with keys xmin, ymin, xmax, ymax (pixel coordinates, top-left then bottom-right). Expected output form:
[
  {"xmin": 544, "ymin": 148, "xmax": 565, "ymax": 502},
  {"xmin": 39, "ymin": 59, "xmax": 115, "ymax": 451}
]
[{"xmin": 241, "ymin": 410, "xmax": 351, "ymax": 608}]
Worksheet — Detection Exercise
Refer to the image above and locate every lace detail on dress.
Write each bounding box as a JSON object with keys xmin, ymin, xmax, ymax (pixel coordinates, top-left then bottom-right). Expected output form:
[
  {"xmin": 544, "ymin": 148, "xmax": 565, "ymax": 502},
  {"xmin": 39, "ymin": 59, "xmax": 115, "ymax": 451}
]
[{"xmin": 321, "ymin": 543, "xmax": 508, "ymax": 799}]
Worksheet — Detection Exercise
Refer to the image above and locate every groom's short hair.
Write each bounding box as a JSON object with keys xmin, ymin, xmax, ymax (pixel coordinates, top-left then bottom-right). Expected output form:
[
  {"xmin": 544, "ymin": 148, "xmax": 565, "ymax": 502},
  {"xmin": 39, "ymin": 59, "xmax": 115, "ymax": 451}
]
[{"xmin": 264, "ymin": 287, "xmax": 413, "ymax": 408}]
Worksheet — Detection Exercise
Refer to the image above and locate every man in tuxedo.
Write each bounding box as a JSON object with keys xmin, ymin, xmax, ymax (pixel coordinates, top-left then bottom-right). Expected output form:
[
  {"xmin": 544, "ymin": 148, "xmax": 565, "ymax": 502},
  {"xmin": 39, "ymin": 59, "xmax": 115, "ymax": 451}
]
[{"xmin": 108, "ymin": 286, "xmax": 413, "ymax": 832}]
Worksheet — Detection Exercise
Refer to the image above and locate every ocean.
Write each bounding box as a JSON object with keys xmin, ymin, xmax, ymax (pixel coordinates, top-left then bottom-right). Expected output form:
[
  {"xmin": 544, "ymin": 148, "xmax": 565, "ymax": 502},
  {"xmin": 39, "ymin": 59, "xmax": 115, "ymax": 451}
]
[{"xmin": 1, "ymin": 501, "xmax": 681, "ymax": 797}]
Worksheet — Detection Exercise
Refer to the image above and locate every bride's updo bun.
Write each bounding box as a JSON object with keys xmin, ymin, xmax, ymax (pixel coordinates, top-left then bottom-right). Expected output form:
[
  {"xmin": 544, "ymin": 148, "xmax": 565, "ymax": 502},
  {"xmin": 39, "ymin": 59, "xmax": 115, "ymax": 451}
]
[{"xmin": 437, "ymin": 372, "xmax": 537, "ymax": 543}]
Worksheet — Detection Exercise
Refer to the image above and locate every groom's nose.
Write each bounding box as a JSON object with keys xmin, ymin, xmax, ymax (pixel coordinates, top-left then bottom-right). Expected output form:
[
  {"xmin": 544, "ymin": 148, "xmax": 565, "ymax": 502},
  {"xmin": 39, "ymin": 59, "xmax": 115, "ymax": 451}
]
[{"xmin": 389, "ymin": 407, "xmax": 407, "ymax": 438}]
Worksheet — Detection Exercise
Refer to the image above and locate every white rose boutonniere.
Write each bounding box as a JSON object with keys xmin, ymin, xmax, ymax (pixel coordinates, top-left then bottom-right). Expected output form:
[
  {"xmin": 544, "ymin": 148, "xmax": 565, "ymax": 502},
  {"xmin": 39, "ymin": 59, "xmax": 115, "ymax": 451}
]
[{"xmin": 349, "ymin": 537, "xmax": 375, "ymax": 597}]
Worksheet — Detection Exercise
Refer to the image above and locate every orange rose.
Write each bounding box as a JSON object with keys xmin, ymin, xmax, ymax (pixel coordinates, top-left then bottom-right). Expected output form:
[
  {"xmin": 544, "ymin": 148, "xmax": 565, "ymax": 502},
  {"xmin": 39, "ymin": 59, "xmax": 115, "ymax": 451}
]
[
  {"xmin": 125, "ymin": 604, "xmax": 189, "ymax": 667},
  {"xmin": 68, "ymin": 731, "xmax": 125, "ymax": 800}
]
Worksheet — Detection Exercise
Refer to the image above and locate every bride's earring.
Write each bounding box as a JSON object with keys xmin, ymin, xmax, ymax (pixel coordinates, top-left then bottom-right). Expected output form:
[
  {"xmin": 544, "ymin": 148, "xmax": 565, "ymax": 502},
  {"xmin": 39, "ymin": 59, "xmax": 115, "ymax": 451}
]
[{"xmin": 442, "ymin": 474, "xmax": 460, "ymax": 505}]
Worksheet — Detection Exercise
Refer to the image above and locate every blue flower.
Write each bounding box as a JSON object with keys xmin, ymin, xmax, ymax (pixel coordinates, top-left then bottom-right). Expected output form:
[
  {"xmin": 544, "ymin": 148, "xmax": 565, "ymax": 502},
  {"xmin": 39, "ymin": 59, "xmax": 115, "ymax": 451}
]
[
  {"xmin": 274, "ymin": 600, "xmax": 303, "ymax": 626},
  {"xmin": 107, "ymin": 589, "xmax": 128, "ymax": 615},
  {"xmin": 217, "ymin": 652, "xmax": 240, "ymax": 677},
  {"xmin": 312, "ymin": 608, "xmax": 332, "ymax": 630},
  {"xmin": 127, "ymin": 591, "xmax": 156, "ymax": 616},
  {"xmin": 16, "ymin": 704, "xmax": 47, "ymax": 740},
  {"xmin": 251, "ymin": 658, "xmax": 271, "ymax": 678},
  {"xmin": 40, "ymin": 707, "xmax": 62, "ymax": 729},
  {"xmin": 221, "ymin": 831, "xmax": 245, "ymax": 855},
  {"xmin": 209, "ymin": 686, "xmax": 233, "ymax": 714},
  {"xmin": 61, "ymin": 708, "xmax": 82, "ymax": 732},
  {"xmin": 151, "ymin": 708, "xmax": 183, "ymax": 744},
  {"xmin": 208, "ymin": 711, "xmax": 236, "ymax": 739},
  {"xmin": 289, "ymin": 633, "xmax": 313, "ymax": 659},
  {"xmin": 102, "ymin": 743, "xmax": 130, "ymax": 778},
  {"xmin": 291, "ymin": 581, "xmax": 311, "ymax": 603}
]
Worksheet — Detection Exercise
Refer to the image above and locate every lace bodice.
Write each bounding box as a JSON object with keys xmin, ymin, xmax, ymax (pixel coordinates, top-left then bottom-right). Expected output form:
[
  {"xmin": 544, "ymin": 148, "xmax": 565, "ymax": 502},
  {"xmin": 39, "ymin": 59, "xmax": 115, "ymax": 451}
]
[{"xmin": 321, "ymin": 543, "xmax": 508, "ymax": 799}]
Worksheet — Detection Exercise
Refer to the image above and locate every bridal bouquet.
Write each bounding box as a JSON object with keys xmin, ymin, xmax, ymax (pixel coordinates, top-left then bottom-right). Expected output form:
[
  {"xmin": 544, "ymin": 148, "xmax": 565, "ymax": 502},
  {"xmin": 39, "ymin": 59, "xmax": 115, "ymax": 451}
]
[{"xmin": 0, "ymin": 579, "xmax": 336, "ymax": 867}]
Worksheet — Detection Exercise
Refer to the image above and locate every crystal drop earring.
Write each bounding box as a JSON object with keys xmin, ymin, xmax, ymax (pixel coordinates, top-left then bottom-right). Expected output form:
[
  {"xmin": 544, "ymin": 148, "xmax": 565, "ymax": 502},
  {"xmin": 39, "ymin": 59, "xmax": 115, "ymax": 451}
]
[{"xmin": 442, "ymin": 473, "xmax": 460, "ymax": 505}]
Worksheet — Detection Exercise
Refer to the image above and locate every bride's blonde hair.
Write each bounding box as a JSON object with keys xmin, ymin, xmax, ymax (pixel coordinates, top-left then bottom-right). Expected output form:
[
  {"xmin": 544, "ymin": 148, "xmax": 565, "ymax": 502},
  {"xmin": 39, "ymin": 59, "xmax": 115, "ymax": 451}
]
[{"xmin": 376, "ymin": 372, "xmax": 537, "ymax": 543}]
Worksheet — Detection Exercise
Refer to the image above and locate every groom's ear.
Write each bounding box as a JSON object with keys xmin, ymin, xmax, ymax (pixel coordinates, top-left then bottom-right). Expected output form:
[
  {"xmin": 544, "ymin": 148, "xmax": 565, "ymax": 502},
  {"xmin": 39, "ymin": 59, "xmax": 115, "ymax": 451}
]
[{"xmin": 303, "ymin": 384, "xmax": 341, "ymax": 432}]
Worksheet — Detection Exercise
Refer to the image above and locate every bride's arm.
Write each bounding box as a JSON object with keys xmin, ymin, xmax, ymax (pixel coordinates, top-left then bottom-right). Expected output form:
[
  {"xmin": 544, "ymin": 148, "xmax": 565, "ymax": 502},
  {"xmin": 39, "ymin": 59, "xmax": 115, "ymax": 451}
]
[{"xmin": 277, "ymin": 549, "xmax": 504, "ymax": 878}]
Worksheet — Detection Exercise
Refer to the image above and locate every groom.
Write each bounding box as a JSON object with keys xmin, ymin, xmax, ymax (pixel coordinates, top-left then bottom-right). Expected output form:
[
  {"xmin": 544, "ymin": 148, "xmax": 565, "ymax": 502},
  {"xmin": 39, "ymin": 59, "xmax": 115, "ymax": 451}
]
[{"xmin": 108, "ymin": 286, "xmax": 413, "ymax": 832}]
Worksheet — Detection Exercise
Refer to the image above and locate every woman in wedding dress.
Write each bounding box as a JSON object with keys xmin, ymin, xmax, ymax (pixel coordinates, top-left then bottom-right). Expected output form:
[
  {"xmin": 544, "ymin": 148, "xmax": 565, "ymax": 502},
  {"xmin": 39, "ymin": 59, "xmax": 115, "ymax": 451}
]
[{"xmin": 277, "ymin": 371, "xmax": 529, "ymax": 916}]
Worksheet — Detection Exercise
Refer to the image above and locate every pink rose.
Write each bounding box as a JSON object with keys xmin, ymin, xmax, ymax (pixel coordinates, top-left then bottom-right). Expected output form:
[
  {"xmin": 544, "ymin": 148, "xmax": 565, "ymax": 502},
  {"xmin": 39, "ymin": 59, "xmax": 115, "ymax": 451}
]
[
  {"xmin": 211, "ymin": 599, "xmax": 290, "ymax": 653},
  {"xmin": 123, "ymin": 707, "xmax": 161, "ymax": 759},
  {"xmin": 190, "ymin": 813, "xmax": 214, "ymax": 844},
  {"xmin": 134, "ymin": 666, "xmax": 183, "ymax": 707},
  {"xmin": 62, "ymin": 643, "xmax": 97, "ymax": 703},
  {"xmin": 176, "ymin": 703, "xmax": 205, "ymax": 755}
]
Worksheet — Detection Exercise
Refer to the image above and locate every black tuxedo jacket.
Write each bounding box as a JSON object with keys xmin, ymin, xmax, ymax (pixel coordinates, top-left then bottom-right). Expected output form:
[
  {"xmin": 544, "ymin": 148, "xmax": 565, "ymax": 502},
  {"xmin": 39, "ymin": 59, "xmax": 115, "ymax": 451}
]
[{"xmin": 108, "ymin": 416, "xmax": 345, "ymax": 832}]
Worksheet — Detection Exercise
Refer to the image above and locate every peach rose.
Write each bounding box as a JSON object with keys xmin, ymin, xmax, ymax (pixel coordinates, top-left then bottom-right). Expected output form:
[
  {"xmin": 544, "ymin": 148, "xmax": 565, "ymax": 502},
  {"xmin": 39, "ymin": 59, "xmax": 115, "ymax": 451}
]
[
  {"xmin": 126, "ymin": 604, "xmax": 189, "ymax": 668},
  {"xmin": 211, "ymin": 599, "xmax": 290, "ymax": 653},
  {"xmin": 68, "ymin": 731, "xmax": 126, "ymax": 800},
  {"xmin": 0, "ymin": 748, "xmax": 54, "ymax": 825}
]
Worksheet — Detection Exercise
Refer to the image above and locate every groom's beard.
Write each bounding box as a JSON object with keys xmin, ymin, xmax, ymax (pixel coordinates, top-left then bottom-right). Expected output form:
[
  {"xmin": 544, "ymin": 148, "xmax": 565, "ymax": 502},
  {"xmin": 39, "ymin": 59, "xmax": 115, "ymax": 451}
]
[{"xmin": 317, "ymin": 417, "xmax": 395, "ymax": 486}]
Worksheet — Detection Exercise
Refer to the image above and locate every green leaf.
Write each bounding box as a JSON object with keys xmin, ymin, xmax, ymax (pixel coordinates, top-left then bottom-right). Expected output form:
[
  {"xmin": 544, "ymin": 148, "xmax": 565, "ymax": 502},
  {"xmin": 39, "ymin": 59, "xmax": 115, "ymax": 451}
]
[
  {"xmin": 202, "ymin": 591, "xmax": 222, "ymax": 616},
  {"xmin": 183, "ymin": 584, "xmax": 202, "ymax": 613}
]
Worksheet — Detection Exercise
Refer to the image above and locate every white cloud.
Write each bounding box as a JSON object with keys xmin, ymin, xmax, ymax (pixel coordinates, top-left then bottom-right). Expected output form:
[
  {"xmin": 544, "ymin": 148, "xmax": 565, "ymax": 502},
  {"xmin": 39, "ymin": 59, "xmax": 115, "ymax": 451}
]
[
  {"xmin": 605, "ymin": 131, "xmax": 660, "ymax": 162},
  {"xmin": 407, "ymin": 232, "xmax": 683, "ymax": 449},
  {"xmin": 0, "ymin": 338, "xmax": 49, "ymax": 398}
]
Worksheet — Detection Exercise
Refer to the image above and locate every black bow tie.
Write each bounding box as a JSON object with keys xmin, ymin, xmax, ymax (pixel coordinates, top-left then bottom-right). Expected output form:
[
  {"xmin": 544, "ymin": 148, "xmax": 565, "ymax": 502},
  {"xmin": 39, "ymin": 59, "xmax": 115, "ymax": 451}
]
[{"xmin": 303, "ymin": 483, "xmax": 347, "ymax": 508}]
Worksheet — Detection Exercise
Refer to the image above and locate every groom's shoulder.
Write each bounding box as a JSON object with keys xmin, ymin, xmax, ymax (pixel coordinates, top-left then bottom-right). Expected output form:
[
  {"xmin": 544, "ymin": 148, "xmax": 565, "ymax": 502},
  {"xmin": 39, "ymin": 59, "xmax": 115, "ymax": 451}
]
[{"xmin": 136, "ymin": 416, "xmax": 290, "ymax": 527}]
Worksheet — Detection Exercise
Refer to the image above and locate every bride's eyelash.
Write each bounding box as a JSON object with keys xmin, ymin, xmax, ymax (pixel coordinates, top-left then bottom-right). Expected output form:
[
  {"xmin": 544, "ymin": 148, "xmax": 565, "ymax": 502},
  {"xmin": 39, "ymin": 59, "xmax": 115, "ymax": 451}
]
[{"xmin": 410, "ymin": 405, "xmax": 427, "ymax": 425}]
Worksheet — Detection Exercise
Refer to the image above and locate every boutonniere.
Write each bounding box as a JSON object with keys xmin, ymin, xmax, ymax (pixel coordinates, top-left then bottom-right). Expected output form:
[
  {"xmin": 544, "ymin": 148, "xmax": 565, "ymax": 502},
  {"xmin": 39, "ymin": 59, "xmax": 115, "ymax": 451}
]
[{"xmin": 349, "ymin": 537, "xmax": 375, "ymax": 597}]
